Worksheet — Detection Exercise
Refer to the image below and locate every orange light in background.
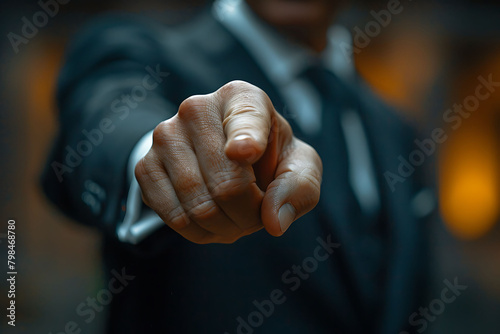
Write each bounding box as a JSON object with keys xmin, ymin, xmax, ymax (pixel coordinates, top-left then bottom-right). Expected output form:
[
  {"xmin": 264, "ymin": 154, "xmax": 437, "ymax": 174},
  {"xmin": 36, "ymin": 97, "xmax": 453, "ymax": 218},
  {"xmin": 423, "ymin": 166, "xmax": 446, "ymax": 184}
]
[
  {"xmin": 356, "ymin": 21, "xmax": 500, "ymax": 239},
  {"xmin": 440, "ymin": 131, "xmax": 499, "ymax": 239},
  {"xmin": 439, "ymin": 54, "xmax": 500, "ymax": 240},
  {"xmin": 355, "ymin": 21, "xmax": 443, "ymax": 119}
]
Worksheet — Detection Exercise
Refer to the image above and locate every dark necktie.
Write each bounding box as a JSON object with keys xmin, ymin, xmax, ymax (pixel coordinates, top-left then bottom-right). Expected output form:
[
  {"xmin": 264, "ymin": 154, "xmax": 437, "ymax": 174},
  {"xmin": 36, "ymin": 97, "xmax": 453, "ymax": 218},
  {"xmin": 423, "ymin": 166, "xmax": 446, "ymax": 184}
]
[
  {"xmin": 302, "ymin": 64, "xmax": 363, "ymax": 225},
  {"xmin": 302, "ymin": 64, "xmax": 386, "ymax": 327}
]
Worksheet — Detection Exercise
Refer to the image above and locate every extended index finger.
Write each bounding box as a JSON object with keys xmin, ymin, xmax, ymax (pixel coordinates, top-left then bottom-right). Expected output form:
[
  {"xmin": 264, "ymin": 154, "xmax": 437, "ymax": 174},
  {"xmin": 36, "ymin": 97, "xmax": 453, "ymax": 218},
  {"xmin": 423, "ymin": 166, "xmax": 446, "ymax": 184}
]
[{"xmin": 216, "ymin": 81, "xmax": 274, "ymax": 165}]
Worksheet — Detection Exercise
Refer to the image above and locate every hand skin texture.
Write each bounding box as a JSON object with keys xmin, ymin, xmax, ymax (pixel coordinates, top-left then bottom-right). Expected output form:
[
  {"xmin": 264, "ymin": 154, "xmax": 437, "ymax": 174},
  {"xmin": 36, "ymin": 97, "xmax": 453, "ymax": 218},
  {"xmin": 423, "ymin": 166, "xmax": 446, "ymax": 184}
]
[{"xmin": 135, "ymin": 81, "xmax": 322, "ymax": 244}]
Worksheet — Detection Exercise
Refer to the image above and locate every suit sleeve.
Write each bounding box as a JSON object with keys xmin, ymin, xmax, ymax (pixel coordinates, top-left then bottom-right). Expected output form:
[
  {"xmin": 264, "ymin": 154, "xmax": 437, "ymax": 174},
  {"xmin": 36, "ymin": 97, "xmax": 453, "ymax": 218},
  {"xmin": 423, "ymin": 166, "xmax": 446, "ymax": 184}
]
[{"xmin": 41, "ymin": 16, "xmax": 177, "ymax": 238}]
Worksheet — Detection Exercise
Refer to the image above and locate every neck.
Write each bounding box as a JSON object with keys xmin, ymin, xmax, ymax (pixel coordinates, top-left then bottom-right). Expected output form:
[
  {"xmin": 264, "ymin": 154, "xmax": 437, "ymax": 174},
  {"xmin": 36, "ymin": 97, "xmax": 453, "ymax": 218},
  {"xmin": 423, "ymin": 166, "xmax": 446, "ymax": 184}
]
[
  {"xmin": 277, "ymin": 25, "xmax": 330, "ymax": 54},
  {"xmin": 243, "ymin": 1, "xmax": 338, "ymax": 54}
]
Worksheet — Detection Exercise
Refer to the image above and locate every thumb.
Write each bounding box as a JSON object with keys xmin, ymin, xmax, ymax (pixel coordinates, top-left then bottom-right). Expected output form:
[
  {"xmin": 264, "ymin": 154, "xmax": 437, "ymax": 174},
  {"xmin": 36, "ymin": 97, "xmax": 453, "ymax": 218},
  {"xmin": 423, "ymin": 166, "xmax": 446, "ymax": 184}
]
[{"xmin": 261, "ymin": 139, "xmax": 323, "ymax": 236}]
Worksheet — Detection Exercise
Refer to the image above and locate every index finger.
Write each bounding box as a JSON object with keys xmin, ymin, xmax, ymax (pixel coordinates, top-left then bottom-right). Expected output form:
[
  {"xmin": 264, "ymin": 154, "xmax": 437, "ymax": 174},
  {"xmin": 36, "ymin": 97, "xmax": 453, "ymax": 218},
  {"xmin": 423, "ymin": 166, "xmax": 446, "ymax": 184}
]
[{"xmin": 216, "ymin": 81, "xmax": 274, "ymax": 164}]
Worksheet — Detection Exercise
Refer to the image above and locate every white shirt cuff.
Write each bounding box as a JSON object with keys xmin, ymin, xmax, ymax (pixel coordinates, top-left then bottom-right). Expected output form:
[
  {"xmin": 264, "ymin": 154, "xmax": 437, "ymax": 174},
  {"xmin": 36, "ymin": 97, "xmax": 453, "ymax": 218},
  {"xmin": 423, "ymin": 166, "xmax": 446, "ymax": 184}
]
[{"xmin": 117, "ymin": 130, "xmax": 165, "ymax": 244}]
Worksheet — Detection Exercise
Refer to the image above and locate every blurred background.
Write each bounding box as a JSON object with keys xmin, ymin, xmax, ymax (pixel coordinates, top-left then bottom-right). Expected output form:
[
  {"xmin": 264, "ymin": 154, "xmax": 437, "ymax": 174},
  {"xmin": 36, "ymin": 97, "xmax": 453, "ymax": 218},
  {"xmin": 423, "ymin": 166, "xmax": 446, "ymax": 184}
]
[{"xmin": 0, "ymin": 0, "xmax": 499, "ymax": 333}]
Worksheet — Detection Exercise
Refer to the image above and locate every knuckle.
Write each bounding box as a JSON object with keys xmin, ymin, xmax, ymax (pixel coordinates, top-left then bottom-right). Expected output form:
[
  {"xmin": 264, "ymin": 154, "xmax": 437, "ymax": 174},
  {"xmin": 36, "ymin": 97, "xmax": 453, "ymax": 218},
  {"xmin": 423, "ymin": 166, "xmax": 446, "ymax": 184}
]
[
  {"xmin": 217, "ymin": 82, "xmax": 276, "ymax": 134},
  {"xmin": 135, "ymin": 156, "xmax": 165, "ymax": 184},
  {"xmin": 167, "ymin": 206, "xmax": 190, "ymax": 230},
  {"xmin": 209, "ymin": 172, "xmax": 250, "ymax": 202},
  {"xmin": 152, "ymin": 119, "xmax": 175, "ymax": 147},
  {"xmin": 140, "ymin": 188, "xmax": 162, "ymax": 213},
  {"xmin": 223, "ymin": 102, "xmax": 258, "ymax": 119},
  {"xmin": 220, "ymin": 80, "xmax": 254, "ymax": 94},
  {"xmin": 219, "ymin": 80, "xmax": 271, "ymax": 106},
  {"xmin": 296, "ymin": 171, "xmax": 322, "ymax": 208},
  {"xmin": 220, "ymin": 80, "xmax": 269, "ymax": 105},
  {"xmin": 134, "ymin": 157, "xmax": 173, "ymax": 212},
  {"xmin": 299, "ymin": 167, "xmax": 322, "ymax": 192},
  {"xmin": 152, "ymin": 118, "xmax": 191, "ymax": 149},
  {"xmin": 185, "ymin": 196, "xmax": 220, "ymax": 222},
  {"xmin": 176, "ymin": 168, "xmax": 204, "ymax": 196},
  {"xmin": 177, "ymin": 95, "xmax": 207, "ymax": 121},
  {"xmin": 134, "ymin": 155, "xmax": 161, "ymax": 185},
  {"xmin": 134, "ymin": 157, "xmax": 149, "ymax": 183}
]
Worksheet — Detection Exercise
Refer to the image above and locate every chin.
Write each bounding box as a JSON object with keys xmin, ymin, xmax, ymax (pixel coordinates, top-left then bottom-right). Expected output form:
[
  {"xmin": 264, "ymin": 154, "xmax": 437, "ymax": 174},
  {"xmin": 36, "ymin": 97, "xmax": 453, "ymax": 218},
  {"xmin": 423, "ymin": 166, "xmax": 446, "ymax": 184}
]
[{"xmin": 246, "ymin": 0, "xmax": 339, "ymax": 29}]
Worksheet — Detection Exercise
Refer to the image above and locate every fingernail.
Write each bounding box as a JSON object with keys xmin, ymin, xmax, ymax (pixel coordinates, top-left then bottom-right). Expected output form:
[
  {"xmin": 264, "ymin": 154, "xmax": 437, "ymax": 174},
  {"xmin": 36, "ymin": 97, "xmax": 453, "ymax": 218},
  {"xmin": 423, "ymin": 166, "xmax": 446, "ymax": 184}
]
[
  {"xmin": 278, "ymin": 203, "xmax": 296, "ymax": 233},
  {"xmin": 234, "ymin": 134, "xmax": 252, "ymax": 141}
]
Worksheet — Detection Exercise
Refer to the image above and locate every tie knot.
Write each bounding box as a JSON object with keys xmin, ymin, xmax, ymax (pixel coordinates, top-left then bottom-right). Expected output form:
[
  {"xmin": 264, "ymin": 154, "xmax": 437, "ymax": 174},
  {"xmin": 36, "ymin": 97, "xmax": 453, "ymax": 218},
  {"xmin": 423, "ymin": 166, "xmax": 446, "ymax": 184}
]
[{"xmin": 302, "ymin": 64, "xmax": 354, "ymax": 111}]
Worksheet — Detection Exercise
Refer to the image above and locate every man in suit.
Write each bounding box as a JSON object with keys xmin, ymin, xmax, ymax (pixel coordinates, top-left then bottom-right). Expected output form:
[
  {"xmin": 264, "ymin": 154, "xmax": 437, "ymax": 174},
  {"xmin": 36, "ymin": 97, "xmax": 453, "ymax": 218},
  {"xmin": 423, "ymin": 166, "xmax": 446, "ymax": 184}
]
[{"xmin": 42, "ymin": 0, "xmax": 430, "ymax": 332}]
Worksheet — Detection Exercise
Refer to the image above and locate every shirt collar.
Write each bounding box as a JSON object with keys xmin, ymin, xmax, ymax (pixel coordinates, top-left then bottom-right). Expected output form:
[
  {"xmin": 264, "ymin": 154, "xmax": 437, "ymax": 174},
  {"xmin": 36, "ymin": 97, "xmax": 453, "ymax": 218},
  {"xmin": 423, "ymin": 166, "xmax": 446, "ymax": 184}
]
[{"xmin": 213, "ymin": 0, "xmax": 355, "ymax": 86}]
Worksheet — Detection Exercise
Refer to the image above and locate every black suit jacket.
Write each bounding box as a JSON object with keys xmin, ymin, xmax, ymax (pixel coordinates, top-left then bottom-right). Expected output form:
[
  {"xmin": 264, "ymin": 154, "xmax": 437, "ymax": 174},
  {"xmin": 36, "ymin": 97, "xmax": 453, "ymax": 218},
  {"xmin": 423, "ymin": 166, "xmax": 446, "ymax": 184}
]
[{"xmin": 42, "ymin": 9, "xmax": 429, "ymax": 334}]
